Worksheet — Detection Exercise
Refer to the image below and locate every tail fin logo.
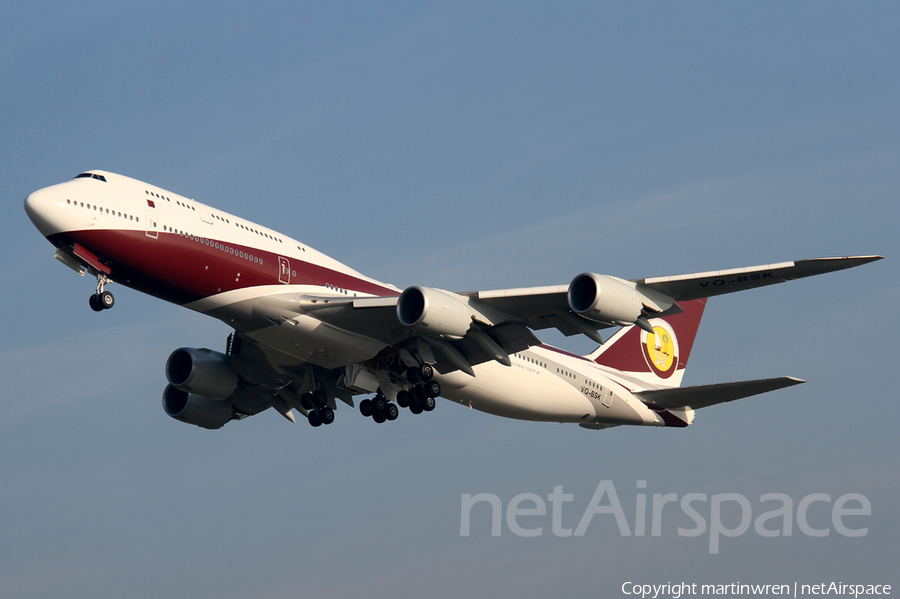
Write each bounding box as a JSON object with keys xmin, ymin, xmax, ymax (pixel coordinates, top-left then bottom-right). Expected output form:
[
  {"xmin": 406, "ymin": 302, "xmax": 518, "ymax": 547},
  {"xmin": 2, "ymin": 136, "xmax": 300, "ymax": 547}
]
[{"xmin": 641, "ymin": 322, "xmax": 680, "ymax": 379}]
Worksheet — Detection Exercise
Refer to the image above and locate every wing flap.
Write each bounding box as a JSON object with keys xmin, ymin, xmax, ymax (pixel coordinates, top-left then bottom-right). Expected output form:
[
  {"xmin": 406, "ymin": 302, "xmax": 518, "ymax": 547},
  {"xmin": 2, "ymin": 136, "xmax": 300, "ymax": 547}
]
[
  {"xmin": 430, "ymin": 323, "xmax": 541, "ymax": 374},
  {"xmin": 636, "ymin": 376, "xmax": 805, "ymax": 410}
]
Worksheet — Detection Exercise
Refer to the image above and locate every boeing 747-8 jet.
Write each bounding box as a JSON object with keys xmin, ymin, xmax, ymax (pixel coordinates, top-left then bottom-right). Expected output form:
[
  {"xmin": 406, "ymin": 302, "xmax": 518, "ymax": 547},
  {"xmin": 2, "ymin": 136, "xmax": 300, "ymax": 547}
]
[{"xmin": 24, "ymin": 171, "xmax": 882, "ymax": 430}]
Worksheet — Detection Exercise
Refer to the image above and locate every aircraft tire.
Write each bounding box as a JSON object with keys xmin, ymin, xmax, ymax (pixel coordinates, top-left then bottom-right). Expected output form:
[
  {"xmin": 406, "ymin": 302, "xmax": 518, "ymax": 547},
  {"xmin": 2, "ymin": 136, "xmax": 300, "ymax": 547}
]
[
  {"xmin": 406, "ymin": 367, "xmax": 421, "ymax": 383},
  {"xmin": 425, "ymin": 380, "xmax": 441, "ymax": 398},
  {"xmin": 409, "ymin": 401, "xmax": 423, "ymax": 415},
  {"xmin": 360, "ymin": 398, "xmax": 373, "ymax": 417},
  {"xmin": 386, "ymin": 403, "xmax": 399, "ymax": 421},
  {"xmin": 372, "ymin": 395, "xmax": 387, "ymax": 413},
  {"xmin": 373, "ymin": 411, "xmax": 386, "ymax": 424},
  {"xmin": 320, "ymin": 407, "xmax": 335, "ymax": 425},
  {"xmin": 89, "ymin": 294, "xmax": 104, "ymax": 312},
  {"xmin": 308, "ymin": 410, "xmax": 322, "ymax": 427},
  {"xmin": 423, "ymin": 396, "xmax": 436, "ymax": 412},
  {"xmin": 312, "ymin": 389, "xmax": 328, "ymax": 409},
  {"xmin": 99, "ymin": 291, "xmax": 115, "ymax": 309},
  {"xmin": 300, "ymin": 392, "xmax": 314, "ymax": 411},
  {"xmin": 419, "ymin": 364, "xmax": 434, "ymax": 381},
  {"xmin": 396, "ymin": 390, "xmax": 409, "ymax": 408}
]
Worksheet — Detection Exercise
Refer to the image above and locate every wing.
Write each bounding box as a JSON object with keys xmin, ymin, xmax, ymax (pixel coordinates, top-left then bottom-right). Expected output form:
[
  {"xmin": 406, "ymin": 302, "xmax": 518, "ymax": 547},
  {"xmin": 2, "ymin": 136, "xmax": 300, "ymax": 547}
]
[
  {"xmin": 247, "ymin": 255, "xmax": 881, "ymax": 377},
  {"xmin": 464, "ymin": 256, "xmax": 884, "ymax": 317},
  {"xmin": 462, "ymin": 256, "xmax": 883, "ymax": 335}
]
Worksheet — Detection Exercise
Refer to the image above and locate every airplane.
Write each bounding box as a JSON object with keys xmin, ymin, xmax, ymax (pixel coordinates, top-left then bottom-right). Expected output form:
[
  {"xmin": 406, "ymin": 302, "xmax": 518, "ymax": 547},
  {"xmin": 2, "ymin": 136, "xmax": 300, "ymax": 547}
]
[{"xmin": 23, "ymin": 170, "xmax": 882, "ymax": 431}]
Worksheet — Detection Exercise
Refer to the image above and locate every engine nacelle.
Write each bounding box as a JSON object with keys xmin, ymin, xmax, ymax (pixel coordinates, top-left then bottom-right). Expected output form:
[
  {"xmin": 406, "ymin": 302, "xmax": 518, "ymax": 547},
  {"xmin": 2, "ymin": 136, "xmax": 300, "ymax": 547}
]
[
  {"xmin": 165, "ymin": 347, "xmax": 239, "ymax": 399},
  {"xmin": 397, "ymin": 286, "xmax": 474, "ymax": 339},
  {"xmin": 567, "ymin": 273, "xmax": 644, "ymax": 324},
  {"xmin": 162, "ymin": 385, "xmax": 234, "ymax": 430}
]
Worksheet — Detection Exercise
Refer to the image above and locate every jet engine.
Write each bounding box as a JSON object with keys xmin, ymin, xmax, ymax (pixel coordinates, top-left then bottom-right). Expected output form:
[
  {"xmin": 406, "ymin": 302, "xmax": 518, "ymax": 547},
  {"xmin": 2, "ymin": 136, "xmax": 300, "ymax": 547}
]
[
  {"xmin": 567, "ymin": 273, "xmax": 644, "ymax": 324},
  {"xmin": 165, "ymin": 347, "xmax": 239, "ymax": 398},
  {"xmin": 162, "ymin": 385, "xmax": 234, "ymax": 430},
  {"xmin": 397, "ymin": 286, "xmax": 474, "ymax": 339}
]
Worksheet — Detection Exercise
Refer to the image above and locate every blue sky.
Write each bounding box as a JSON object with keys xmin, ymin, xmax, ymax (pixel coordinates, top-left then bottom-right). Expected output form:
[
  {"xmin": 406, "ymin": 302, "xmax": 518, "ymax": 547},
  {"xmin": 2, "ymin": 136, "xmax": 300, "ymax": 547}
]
[{"xmin": 1, "ymin": 2, "xmax": 898, "ymax": 598}]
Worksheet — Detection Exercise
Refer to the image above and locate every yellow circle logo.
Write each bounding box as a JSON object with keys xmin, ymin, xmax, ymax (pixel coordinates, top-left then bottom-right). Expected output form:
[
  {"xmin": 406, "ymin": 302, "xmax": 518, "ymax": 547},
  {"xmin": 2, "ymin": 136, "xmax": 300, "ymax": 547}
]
[{"xmin": 641, "ymin": 323, "xmax": 679, "ymax": 378}]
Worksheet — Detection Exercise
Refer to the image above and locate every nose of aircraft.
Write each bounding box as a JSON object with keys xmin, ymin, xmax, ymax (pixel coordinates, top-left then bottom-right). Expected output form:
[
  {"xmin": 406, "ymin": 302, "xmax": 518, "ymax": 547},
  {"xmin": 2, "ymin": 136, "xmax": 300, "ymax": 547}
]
[
  {"xmin": 23, "ymin": 186, "xmax": 64, "ymax": 238},
  {"xmin": 24, "ymin": 188, "xmax": 50, "ymax": 222}
]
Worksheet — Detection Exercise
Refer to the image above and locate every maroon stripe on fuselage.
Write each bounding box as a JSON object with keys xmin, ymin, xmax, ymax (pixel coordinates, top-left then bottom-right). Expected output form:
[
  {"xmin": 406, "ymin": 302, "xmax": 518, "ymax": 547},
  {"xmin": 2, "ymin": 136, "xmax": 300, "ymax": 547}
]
[{"xmin": 48, "ymin": 228, "xmax": 397, "ymax": 305}]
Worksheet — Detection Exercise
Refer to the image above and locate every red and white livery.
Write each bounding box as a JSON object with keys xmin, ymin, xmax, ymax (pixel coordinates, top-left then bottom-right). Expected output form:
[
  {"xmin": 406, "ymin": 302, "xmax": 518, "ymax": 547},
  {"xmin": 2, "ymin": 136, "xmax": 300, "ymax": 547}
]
[{"xmin": 24, "ymin": 170, "xmax": 882, "ymax": 430}]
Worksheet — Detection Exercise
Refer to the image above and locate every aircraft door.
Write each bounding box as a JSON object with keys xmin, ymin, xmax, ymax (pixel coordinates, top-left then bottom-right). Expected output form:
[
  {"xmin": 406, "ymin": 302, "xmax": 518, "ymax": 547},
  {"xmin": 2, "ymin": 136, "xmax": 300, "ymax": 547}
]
[
  {"xmin": 278, "ymin": 256, "xmax": 291, "ymax": 284},
  {"xmin": 602, "ymin": 388, "xmax": 613, "ymax": 407},
  {"xmin": 145, "ymin": 210, "xmax": 158, "ymax": 238}
]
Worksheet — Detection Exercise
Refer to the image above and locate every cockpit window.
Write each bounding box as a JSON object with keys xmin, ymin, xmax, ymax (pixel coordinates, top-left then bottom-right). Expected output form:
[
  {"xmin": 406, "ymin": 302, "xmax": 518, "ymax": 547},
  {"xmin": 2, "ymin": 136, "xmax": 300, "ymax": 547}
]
[{"xmin": 73, "ymin": 172, "xmax": 107, "ymax": 182}]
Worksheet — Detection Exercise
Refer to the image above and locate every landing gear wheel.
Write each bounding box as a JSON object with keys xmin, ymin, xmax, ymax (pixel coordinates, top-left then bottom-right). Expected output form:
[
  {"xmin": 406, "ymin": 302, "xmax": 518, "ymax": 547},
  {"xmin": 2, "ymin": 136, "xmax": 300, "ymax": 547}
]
[
  {"xmin": 99, "ymin": 290, "xmax": 115, "ymax": 309},
  {"xmin": 419, "ymin": 364, "xmax": 434, "ymax": 381},
  {"xmin": 373, "ymin": 411, "xmax": 386, "ymax": 424},
  {"xmin": 308, "ymin": 410, "xmax": 322, "ymax": 427},
  {"xmin": 424, "ymin": 380, "xmax": 441, "ymax": 398},
  {"xmin": 386, "ymin": 403, "xmax": 399, "ymax": 421},
  {"xmin": 409, "ymin": 400, "xmax": 424, "ymax": 415},
  {"xmin": 300, "ymin": 392, "xmax": 314, "ymax": 411},
  {"xmin": 312, "ymin": 389, "xmax": 328, "ymax": 409},
  {"xmin": 320, "ymin": 407, "xmax": 335, "ymax": 425},
  {"xmin": 396, "ymin": 390, "xmax": 410, "ymax": 408},
  {"xmin": 360, "ymin": 398, "xmax": 373, "ymax": 417},
  {"xmin": 406, "ymin": 367, "xmax": 421, "ymax": 384},
  {"xmin": 423, "ymin": 396, "xmax": 436, "ymax": 412},
  {"xmin": 91, "ymin": 274, "xmax": 113, "ymax": 311},
  {"xmin": 372, "ymin": 395, "xmax": 387, "ymax": 413}
]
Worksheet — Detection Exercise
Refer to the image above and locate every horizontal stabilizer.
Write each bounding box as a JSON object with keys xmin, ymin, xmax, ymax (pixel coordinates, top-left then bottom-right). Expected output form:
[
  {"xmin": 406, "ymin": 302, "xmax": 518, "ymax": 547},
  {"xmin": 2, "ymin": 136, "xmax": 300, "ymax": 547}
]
[{"xmin": 635, "ymin": 376, "xmax": 805, "ymax": 410}]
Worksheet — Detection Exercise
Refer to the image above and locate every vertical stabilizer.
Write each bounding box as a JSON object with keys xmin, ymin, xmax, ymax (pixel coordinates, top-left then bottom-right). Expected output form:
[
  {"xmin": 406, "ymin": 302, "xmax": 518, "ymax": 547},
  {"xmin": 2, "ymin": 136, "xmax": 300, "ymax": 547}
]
[{"xmin": 588, "ymin": 298, "xmax": 707, "ymax": 389}]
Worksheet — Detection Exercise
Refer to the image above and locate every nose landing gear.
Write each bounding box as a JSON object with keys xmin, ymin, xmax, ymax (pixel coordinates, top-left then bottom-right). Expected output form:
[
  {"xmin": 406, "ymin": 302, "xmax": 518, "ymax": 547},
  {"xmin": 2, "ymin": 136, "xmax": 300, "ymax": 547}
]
[{"xmin": 89, "ymin": 275, "xmax": 115, "ymax": 312}]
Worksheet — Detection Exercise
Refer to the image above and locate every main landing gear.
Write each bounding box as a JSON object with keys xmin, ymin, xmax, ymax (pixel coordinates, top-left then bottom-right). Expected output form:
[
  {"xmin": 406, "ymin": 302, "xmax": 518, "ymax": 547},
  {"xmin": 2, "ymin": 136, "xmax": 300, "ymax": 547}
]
[
  {"xmin": 358, "ymin": 364, "xmax": 440, "ymax": 424},
  {"xmin": 359, "ymin": 391, "xmax": 400, "ymax": 423},
  {"xmin": 89, "ymin": 274, "xmax": 114, "ymax": 312},
  {"xmin": 299, "ymin": 389, "xmax": 335, "ymax": 427}
]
